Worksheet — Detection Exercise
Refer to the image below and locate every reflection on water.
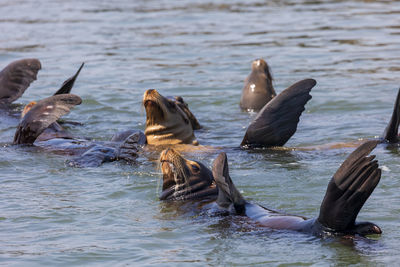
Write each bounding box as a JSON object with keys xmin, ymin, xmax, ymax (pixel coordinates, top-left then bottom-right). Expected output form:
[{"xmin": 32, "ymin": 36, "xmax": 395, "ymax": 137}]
[{"xmin": 1, "ymin": 0, "xmax": 400, "ymax": 265}]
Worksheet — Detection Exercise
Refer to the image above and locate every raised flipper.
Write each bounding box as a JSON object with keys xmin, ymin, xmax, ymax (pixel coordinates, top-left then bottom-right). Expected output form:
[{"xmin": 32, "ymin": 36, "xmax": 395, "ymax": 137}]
[
  {"xmin": 212, "ymin": 152, "xmax": 246, "ymax": 214},
  {"xmin": 0, "ymin": 58, "xmax": 41, "ymax": 105},
  {"xmin": 317, "ymin": 140, "xmax": 382, "ymax": 235},
  {"xmin": 53, "ymin": 62, "xmax": 84, "ymax": 95},
  {"xmin": 240, "ymin": 79, "xmax": 316, "ymax": 148},
  {"xmin": 382, "ymin": 88, "xmax": 400, "ymax": 143},
  {"xmin": 13, "ymin": 94, "xmax": 82, "ymax": 144}
]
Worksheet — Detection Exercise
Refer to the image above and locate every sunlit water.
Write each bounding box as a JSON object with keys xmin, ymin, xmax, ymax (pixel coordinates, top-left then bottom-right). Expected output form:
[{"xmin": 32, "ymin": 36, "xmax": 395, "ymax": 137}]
[{"xmin": 1, "ymin": 0, "xmax": 400, "ymax": 265}]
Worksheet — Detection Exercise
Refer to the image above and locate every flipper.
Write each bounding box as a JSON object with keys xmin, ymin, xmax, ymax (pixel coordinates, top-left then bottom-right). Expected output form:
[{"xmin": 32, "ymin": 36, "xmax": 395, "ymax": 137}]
[
  {"xmin": 0, "ymin": 58, "xmax": 41, "ymax": 105},
  {"xmin": 212, "ymin": 152, "xmax": 246, "ymax": 214},
  {"xmin": 53, "ymin": 62, "xmax": 84, "ymax": 95},
  {"xmin": 13, "ymin": 94, "xmax": 82, "ymax": 144},
  {"xmin": 317, "ymin": 140, "xmax": 382, "ymax": 234},
  {"xmin": 68, "ymin": 145, "xmax": 118, "ymax": 168},
  {"xmin": 116, "ymin": 131, "xmax": 147, "ymax": 163},
  {"xmin": 240, "ymin": 79, "xmax": 316, "ymax": 148},
  {"xmin": 382, "ymin": 88, "xmax": 400, "ymax": 143}
]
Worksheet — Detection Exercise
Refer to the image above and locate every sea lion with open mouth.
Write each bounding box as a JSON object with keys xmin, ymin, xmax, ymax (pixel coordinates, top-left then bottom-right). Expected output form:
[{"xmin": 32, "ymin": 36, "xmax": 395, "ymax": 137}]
[
  {"xmin": 159, "ymin": 141, "xmax": 382, "ymax": 238},
  {"xmin": 159, "ymin": 148, "xmax": 218, "ymax": 201}
]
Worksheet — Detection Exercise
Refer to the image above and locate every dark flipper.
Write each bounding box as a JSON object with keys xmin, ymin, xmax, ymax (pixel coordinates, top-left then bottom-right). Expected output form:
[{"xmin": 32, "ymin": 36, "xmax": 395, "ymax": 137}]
[
  {"xmin": 212, "ymin": 152, "xmax": 246, "ymax": 214},
  {"xmin": 13, "ymin": 94, "xmax": 82, "ymax": 144},
  {"xmin": 318, "ymin": 140, "xmax": 381, "ymax": 233},
  {"xmin": 0, "ymin": 58, "xmax": 41, "ymax": 105},
  {"xmin": 68, "ymin": 145, "xmax": 118, "ymax": 168},
  {"xmin": 240, "ymin": 79, "xmax": 316, "ymax": 148},
  {"xmin": 53, "ymin": 62, "xmax": 84, "ymax": 95},
  {"xmin": 116, "ymin": 131, "xmax": 147, "ymax": 163},
  {"xmin": 382, "ymin": 88, "xmax": 400, "ymax": 143}
]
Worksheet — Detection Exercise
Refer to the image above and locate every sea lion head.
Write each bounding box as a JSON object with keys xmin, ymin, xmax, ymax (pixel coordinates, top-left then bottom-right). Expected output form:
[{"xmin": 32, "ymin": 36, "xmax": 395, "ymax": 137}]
[
  {"xmin": 240, "ymin": 58, "xmax": 276, "ymax": 111},
  {"xmin": 143, "ymin": 89, "xmax": 199, "ymax": 146},
  {"xmin": 21, "ymin": 101, "xmax": 37, "ymax": 118},
  {"xmin": 159, "ymin": 148, "xmax": 217, "ymax": 201}
]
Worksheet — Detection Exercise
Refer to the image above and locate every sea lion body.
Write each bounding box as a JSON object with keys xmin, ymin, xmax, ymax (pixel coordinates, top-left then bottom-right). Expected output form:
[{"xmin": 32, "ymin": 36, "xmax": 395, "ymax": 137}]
[
  {"xmin": 240, "ymin": 59, "xmax": 276, "ymax": 112},
  {"xmin": 159, "ymin": 142, "xmax": 382, "ymax": 238}
]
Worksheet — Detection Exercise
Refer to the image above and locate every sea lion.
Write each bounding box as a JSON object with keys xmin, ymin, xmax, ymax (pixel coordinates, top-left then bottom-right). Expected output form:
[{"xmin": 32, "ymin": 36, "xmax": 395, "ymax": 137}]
[
  {"xmin": 159, "ymin": 148, "xmax": 218, "ymax": 201},
  {"xmin": 144, "ymin": 89, "xmax": 201, "ymax": 146},
  {"xmin": 159, "ymin": 140, "xmax": 382, "ymax": 238},
  {"xmin": 144, "ymin": 78, "xmax": 316, "ymax": 149},
  {"xmin": 240, "ymin": 59, "xmax": 276, "ymax": 112},
  {"xmin": 13, "ymin": 92, "xmax": 146, "ymax": 167},
  {"xmin": 19, "ymin": 62, "xmax": 85, "ymax": 142}
]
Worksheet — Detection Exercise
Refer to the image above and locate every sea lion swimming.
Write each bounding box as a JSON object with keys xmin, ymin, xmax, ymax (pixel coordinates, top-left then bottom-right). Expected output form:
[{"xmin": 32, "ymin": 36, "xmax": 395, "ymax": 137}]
[
  {"xmin": 159, "ymin": 141, "xmax": 382, "ymax": 238},
  {"xmin": 143, "ymin": 78, "xmax": 316, "ymax": 149},
  {"xmin": 240, "ymin": 59, "xmax": 276, "ymax": 112}
]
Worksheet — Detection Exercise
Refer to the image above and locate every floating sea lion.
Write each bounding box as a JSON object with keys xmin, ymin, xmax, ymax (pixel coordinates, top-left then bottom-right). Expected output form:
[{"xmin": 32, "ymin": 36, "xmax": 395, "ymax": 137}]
[
  {"xmin": 240, "ymin": 59, "xmax": 276, "ymax": 112},
  {"xmin": 159, "ymin": 140, "xmax": 382, "ymax": 237},
  {"xmin": 19, "ymin": 62, "xmax": 85, "ymax": 142},
  {"xmin": 11, "ymin": 63, "xmax": 144, "ymax": 167},
  {"xmin": 13, "ymin": 92, "xmax": 145, "ymax": 167},
  {"xmin": 143, "ymin": 78, "xmax": 316, "ymax": 149}
]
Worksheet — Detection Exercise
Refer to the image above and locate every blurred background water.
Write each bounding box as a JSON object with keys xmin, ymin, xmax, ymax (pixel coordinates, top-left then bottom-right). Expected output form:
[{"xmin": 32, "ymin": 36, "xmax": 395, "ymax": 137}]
[{"xmin": 1, "ymin": 0, "xmax": 400, "ymax": 265}]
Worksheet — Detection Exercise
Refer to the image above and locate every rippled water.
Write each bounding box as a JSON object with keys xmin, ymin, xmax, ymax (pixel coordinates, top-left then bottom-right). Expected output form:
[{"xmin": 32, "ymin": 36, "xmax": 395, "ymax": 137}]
[{"xmin": 1, "ymin": 0, "xmax": 400, "ymax": 265}]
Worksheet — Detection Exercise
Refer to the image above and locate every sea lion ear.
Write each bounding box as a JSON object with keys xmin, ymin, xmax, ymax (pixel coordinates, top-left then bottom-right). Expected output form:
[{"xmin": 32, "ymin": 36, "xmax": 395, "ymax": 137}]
[
  {"xmin": 174, "ymin": 96, "xmax": 202, "ymax": 130},
  {"xmin": 53, "ymin": 62, "xmax": 84, "ymax": 95},
  {"xmin": 0, "ymin": 58, "xmax": 41, "ymax": 105},
  {"xmin": 13, "ymin": 94, "xmax": 82, "ymax": 145}
]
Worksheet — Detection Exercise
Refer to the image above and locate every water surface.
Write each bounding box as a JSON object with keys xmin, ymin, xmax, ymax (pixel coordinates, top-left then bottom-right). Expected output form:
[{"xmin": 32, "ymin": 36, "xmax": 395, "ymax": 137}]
[{"xmin": 1, "ymin": 0, "xmax": 400, "ymax": 266}]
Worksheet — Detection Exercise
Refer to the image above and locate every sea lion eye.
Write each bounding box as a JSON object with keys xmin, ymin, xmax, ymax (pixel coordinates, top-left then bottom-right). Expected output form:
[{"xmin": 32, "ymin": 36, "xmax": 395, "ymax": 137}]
[
  {"xmin": 191, "ymin": 164, "xmax": 200, "ymax": 173},
  {"xmin": 167, "ymin": 101, "xmax": 176, "ymax": 110}
]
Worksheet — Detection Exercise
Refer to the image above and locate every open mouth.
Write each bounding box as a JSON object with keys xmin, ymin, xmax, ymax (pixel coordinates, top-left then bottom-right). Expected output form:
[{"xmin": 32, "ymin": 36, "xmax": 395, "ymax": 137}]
[{"xmin": 144, "ymin": 99, "xmax": 156, "ymax": 108}]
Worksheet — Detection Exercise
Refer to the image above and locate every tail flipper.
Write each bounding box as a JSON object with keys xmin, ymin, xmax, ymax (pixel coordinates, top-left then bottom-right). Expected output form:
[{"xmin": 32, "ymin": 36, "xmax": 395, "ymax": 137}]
[
  {"xmin": 53, "ymin": 62, "xmax": 84, "ymax": 95},
  {"xmin": 382, "ymin": 88, "xmax": 400, "ymax": 143},
  {"xmin": 13, "ymin": 94, "xmax": 82, "ymax": 144},
  {"xmin": 212, "ymin": 152, "xmax": 246, "ymax": 214},
  {"xmin": 240, "ymin": 79, "xmax": 316, "ymax": 148},
  {"xmin": 0, "ymin": 58, "xmax": 41, "ymax": 105},
  {"xmin": 318, "ymin": 140, "xmax": 381, "ymax": 233}
]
